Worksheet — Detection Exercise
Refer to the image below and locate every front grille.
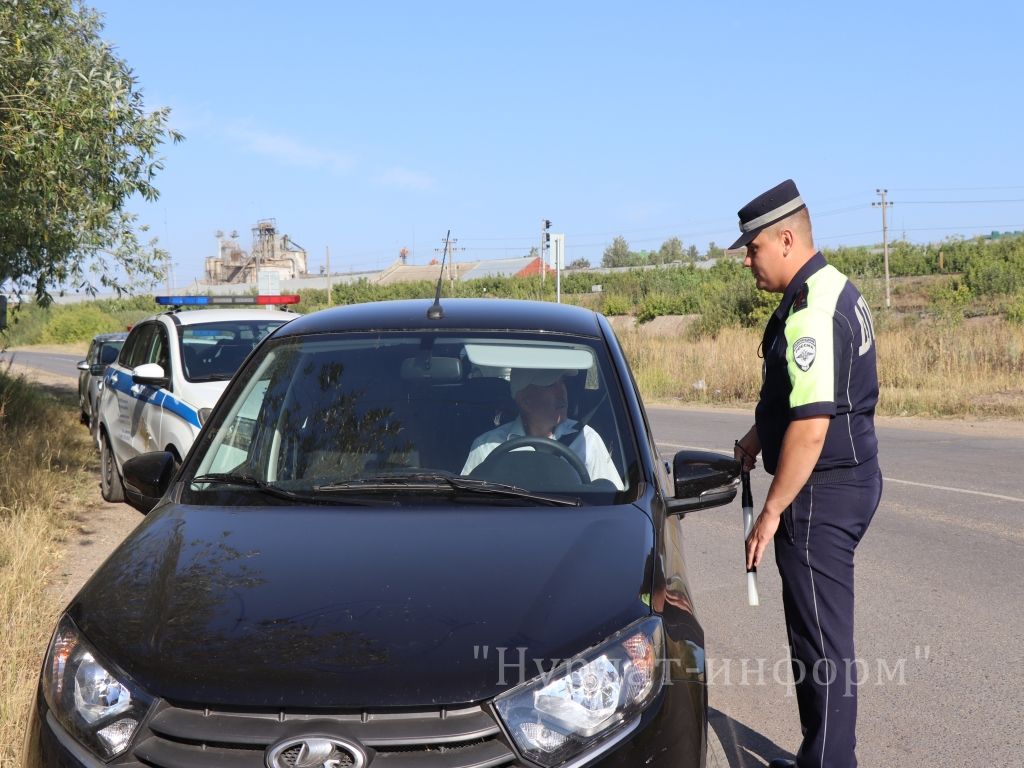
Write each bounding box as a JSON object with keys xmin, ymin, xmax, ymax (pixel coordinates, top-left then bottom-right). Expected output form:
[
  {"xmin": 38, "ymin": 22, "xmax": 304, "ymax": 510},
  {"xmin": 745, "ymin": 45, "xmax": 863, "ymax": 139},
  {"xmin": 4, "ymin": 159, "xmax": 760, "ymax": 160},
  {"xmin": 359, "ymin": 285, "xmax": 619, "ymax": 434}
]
[{"xmin": 130, "ymin": 700, "xmax": 521, "ymax": 768}]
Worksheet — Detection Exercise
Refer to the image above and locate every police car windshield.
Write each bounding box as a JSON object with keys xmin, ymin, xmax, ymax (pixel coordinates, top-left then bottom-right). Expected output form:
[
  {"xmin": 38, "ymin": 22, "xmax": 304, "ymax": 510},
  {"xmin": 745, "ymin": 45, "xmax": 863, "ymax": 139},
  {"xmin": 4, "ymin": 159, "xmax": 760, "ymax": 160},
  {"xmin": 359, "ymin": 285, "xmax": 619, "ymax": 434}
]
[
  {"xmin": 179, "ymin": 320, "xmax": 286, "ymax": 382},
  {"xmin": 184, "ymin": 331, "xmax": 640, "ymax": 507}
]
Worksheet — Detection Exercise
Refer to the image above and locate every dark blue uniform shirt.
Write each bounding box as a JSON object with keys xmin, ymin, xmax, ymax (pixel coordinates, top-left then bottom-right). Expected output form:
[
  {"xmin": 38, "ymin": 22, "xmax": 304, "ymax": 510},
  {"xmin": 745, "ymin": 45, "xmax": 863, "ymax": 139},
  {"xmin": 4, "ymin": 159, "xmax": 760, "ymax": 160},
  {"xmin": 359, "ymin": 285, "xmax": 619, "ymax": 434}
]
[{"xmin": 756, "ymin": 252, "xmax": 879, "ymax": 476}]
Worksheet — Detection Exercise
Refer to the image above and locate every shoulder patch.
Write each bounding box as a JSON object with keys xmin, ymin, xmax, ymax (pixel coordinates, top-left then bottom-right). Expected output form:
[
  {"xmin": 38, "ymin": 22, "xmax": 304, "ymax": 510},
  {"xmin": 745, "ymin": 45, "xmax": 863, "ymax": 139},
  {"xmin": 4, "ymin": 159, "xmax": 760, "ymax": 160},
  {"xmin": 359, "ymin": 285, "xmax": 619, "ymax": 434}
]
[
  {"xmin": 793, "ymin": 336, "xmax": 816, "ymax": 371},
  {"xmin": 792, "ymin": 283, "xmax": 809, "ymax": 313}
]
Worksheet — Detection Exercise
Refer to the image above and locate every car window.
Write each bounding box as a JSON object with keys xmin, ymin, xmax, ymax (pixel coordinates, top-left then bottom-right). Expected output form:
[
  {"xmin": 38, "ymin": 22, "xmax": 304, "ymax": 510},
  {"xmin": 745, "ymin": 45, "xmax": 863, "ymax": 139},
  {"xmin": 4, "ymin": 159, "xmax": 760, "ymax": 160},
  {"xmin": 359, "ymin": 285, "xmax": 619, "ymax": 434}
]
[
  {"xmin": 179, "ymin": 320, "xmax": 286, "ymax": 382},
  {"xmin": 99, "ymin": 341, "xmax": 123, "ymax": 365},
  {"xmin": 186, "ymin": 331, "xmax": 640, "ymax": 507},
  {"xmin": 121, "ymin": 324, "xmax": 157, "ymax": 369},
  {"xmin": 144, "ymin": 325, "xmax": 170, "ymax": 372}
]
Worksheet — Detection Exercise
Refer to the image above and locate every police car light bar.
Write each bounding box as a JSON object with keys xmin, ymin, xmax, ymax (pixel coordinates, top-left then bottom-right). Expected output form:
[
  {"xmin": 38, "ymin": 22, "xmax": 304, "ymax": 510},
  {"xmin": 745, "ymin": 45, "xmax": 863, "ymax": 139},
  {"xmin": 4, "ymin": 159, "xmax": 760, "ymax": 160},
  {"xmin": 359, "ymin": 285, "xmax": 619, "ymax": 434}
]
[{"xmin": 155, "ymin": 295, "xmax": 301, "ymax": 307}]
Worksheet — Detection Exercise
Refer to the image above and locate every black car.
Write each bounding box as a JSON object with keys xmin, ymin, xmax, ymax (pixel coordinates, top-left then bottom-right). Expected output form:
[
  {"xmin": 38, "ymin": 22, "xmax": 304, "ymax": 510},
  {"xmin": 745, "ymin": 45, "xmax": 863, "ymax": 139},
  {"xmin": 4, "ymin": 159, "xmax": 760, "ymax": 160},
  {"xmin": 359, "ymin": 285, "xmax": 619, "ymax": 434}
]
[
  {"xmin": 25, "ymin": 299, "xmax": 739, "ymax": 768},
  {"xmin": 76, "ymin": 332, "xmax": 128, "ymax": 430}
]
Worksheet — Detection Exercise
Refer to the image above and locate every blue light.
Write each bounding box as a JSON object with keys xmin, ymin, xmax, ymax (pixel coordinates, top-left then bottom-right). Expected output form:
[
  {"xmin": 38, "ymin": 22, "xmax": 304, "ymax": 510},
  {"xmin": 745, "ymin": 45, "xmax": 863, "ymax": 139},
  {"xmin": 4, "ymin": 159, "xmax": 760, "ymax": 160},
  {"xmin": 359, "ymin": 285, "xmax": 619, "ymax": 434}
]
[{"xmin": 155, "ymin": 296, "xmax": 210, "ymax": 306}]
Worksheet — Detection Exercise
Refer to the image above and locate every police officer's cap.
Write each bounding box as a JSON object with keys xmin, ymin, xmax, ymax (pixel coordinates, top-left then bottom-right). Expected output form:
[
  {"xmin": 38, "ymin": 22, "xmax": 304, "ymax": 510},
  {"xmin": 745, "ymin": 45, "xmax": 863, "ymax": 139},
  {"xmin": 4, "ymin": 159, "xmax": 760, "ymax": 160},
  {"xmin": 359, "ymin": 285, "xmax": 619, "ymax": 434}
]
[{"xmin": 728, "ymin": 179, "xmax": 807, "ymax": 250}]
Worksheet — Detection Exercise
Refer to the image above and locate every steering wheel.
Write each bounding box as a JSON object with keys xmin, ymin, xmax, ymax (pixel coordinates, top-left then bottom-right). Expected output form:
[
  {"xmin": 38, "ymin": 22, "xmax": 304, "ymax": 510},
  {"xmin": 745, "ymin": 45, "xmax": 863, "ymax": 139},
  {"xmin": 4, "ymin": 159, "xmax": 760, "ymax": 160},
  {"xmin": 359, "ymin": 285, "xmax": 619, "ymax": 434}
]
[{"xmin": 482, "ymin": 436, "xmax": 590, "ymax": 483}]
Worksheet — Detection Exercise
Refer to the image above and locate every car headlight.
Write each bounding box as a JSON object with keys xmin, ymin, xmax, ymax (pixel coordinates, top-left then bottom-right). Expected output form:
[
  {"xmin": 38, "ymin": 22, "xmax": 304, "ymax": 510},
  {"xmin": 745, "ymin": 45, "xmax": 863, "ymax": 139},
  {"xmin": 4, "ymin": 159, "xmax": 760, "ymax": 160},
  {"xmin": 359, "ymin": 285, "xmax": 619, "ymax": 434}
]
[
  {"xmin": 494, "ymin": 616, "xmax": 664, "ymax": 767},
  {"xmin": 42, "ymin": 614, "xmax": 153, "ymax": 760}
]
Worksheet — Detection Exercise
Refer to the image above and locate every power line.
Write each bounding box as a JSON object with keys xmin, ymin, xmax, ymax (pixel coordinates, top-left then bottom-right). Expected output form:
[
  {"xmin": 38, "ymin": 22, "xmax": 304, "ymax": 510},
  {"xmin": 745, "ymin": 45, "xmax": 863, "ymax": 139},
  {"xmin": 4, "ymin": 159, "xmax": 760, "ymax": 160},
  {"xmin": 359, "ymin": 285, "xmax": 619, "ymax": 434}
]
[
  {"xmin": 896, "ymin": 199, "xmax": 1024, "ymax": 205},
  {"xmin": 888, "ymin": 185, "xmax": 1024, "ymax": 192}
]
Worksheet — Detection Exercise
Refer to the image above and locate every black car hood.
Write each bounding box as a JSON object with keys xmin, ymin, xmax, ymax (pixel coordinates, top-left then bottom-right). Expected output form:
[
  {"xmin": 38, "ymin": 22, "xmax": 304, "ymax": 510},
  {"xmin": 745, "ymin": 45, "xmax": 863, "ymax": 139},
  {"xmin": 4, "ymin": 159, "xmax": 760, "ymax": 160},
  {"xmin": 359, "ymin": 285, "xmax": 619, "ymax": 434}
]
[{"xmin": 71, "ymin": 502, "xmax": 654, "ymax": 708}]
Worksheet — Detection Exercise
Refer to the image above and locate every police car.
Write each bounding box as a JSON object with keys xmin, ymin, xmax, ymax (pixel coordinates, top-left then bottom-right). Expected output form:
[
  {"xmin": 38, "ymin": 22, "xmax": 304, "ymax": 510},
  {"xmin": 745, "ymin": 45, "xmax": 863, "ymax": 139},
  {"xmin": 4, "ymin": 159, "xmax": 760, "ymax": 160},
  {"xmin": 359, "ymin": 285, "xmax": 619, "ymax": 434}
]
[{"xmin": 95, "ymin": 295, "xmax": 298, "ymax": 502}]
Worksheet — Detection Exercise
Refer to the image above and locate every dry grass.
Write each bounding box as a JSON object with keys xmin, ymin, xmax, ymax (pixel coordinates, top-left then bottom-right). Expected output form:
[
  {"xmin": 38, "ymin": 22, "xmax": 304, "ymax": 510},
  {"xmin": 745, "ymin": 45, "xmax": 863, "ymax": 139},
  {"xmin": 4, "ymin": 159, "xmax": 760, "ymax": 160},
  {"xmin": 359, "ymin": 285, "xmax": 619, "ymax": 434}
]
[
  {"xmin": 0, "ymin": 374, "xmax": 94, "ymax": 767},
  {"xmin": 619, "ymin": 318, "xmax": 1024, "ymax": 418}
]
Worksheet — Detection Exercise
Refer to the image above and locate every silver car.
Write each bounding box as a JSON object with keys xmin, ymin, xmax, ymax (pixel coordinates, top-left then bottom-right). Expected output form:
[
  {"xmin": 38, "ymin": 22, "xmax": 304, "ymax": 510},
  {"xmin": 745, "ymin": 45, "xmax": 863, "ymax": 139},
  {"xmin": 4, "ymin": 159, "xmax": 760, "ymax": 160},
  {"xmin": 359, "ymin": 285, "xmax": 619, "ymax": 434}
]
[{"xmin": 76, "ymin": 332, "xmax": 128, "ymax": 430}]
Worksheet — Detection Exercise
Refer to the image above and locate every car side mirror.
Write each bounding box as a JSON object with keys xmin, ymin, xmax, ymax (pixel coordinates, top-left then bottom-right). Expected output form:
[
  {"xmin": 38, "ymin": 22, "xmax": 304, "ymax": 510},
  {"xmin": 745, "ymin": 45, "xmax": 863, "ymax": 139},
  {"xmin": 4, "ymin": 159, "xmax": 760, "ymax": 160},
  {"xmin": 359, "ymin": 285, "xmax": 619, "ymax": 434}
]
[
  {"xmin": 132, "ymin": 362, "xmax": 168, "ymax": 388},
  {"xmin": 122, "ymin": 451, "xmax": 177, "ymax": 514},
  {"xmin": 666, "ymin": 449, "xmax": 740, "ymax": 516},
  {"xmin": 77, "ymin": 360, "xmax": 90, "ymax": 372}
]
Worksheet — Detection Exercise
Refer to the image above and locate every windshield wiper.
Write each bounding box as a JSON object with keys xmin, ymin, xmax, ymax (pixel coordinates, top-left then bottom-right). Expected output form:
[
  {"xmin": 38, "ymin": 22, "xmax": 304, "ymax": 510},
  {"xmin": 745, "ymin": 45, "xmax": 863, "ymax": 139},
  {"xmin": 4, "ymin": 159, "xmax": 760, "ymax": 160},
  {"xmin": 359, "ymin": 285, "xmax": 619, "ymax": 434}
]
[
  {"xmin": 315, "ymin": 472, "xmax": 582, "ymax": 507},
  {"xmin": 190, "ymin": 472, "xmax": 315, "ymax": 503}
]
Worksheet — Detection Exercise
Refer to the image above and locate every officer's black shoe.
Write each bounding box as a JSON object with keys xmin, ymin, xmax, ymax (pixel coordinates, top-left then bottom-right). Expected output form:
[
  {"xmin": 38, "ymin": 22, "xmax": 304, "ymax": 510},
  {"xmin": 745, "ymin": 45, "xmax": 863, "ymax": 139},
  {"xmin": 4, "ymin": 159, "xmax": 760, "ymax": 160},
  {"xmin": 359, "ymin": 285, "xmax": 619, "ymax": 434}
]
[{"xmin": 766, "ymin": 760, "xmax": 796, "ymax": 768}]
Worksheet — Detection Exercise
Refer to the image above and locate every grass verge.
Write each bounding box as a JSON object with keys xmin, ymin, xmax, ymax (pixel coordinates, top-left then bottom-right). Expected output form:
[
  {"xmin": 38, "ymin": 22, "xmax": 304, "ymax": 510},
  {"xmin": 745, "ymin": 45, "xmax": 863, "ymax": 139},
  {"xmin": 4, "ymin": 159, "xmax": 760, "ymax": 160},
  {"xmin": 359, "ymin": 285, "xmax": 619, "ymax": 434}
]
[
  {"xmin": 619, "ymin": 318, "xmax": 1024, "ymax": 418},
  {"xmin": 0, "ymin": 372, "xmax": 95, "ymax": 766}
]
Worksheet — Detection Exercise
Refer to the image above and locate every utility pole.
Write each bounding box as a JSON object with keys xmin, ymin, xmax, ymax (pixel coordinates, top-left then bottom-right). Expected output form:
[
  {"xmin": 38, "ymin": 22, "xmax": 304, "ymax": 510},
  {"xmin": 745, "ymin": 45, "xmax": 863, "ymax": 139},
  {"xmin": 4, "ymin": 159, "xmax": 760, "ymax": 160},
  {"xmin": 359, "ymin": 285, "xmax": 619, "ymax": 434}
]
[
  {"xmin": 434, "ymin": 236, "xmax": 465, "ymax": 290},
  {"xmin": 551, "ymin": 233, "xmax": 565, "ymax": 304},
  {"xmin": 540, "ymin": 219, "xmax": 552, "ymax": 284},
  {"xmin": 325, "ymin": 246, "xmax": 333, "ymax": 307},
  {"xmin": 872, "ymin": 189, "xmax": 893, "ymax": 308}
]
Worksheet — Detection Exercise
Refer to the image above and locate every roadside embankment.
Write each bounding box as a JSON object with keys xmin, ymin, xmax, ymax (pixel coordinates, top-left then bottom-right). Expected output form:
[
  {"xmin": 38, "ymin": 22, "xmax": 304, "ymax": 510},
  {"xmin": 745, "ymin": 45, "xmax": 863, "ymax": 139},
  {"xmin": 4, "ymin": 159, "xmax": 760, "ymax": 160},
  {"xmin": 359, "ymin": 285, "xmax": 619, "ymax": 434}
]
[{"xmin": 0, "ymin": 372, "xmax": 98, "ymax": 766}]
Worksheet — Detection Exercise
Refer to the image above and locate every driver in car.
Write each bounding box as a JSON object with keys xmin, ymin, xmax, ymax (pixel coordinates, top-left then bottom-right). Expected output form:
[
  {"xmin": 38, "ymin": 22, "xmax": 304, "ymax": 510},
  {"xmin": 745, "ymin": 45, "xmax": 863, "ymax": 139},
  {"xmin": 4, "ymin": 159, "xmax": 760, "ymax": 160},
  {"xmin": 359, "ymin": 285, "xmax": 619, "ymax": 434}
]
[{"xmin": 461, "ymin": 368, "xmax": 624, "ymax": 489}]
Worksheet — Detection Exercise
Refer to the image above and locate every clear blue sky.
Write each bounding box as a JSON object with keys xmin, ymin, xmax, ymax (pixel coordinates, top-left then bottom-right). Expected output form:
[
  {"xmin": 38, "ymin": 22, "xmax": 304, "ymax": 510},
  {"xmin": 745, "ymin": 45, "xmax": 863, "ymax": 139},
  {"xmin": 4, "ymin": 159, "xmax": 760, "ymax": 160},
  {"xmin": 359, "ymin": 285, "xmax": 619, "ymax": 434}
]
[{"xmin": 91, "ymin": 0, "xmax": 1024, "ymax": 284}]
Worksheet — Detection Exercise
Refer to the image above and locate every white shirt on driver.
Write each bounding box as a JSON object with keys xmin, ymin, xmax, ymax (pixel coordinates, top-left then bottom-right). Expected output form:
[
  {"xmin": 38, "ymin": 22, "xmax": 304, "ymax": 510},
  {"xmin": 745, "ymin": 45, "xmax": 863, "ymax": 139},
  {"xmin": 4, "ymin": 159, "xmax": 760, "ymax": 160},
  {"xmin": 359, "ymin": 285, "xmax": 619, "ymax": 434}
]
[{"xmin": 461, "ymin": 417, "xmax": 624, "ymax": 490}]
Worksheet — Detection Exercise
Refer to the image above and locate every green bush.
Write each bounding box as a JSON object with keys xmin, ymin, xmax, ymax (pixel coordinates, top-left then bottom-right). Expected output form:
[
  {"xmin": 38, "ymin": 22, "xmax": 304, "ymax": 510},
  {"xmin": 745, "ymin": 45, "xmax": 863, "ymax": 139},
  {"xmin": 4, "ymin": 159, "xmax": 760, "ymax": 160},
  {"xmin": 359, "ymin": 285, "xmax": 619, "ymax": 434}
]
[
  {"xmin": 41, "ymin": 305, "xmax": 119, "ymax": 344},
  {"xmin": 601, "ymin": 294, "xmax": 632, "ymax": 316},
  {"xmin": 928, "ymin": 279, "xmax": 973, "ymax": 325},
  {"xmin": 1005, "ymin": 292, "xmax": 1024, "ymax": 325}
]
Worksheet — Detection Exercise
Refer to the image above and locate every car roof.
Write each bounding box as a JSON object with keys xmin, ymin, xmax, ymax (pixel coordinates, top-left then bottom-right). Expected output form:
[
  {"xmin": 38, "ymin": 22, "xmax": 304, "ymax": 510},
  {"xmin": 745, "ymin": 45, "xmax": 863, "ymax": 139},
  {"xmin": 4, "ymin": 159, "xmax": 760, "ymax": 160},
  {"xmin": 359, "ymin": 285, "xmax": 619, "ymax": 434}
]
[
  {"xmin": 274, "ymin": 299, "xmax": 604, "ymax": 338},
  {"xmin": 92, "ymin": 332, "xmax": 130, "ymax": 342},
  {"xmin": 154, "ymin": 308, "xmax": 298, "ymax": 327}
]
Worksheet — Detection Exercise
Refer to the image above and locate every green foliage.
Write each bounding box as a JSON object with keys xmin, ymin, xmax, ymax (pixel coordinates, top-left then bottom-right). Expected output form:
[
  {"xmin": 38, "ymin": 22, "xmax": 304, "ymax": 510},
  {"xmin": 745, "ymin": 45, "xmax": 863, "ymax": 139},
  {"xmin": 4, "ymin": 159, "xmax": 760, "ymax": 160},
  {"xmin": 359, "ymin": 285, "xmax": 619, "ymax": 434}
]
[
  {"xmin": 928, "ymin": 278, "xmax": 973, "ymax": 325},
  {"xmin": 0, "ymin": 302, "xmax": 49, "ymax": 346},
  {"xmin": 601, "ymin": 294, "xmax": 631, "ymax": 316},
  {"xmin": 40, "ymin": 304, "xmax": 118, "ymax": 344},
  {"xmin": 655, "ymin": 237, "xmax": 684, "ymax": 264},
  {"xmin": 1005, "ymin": 292, "xmax": 1024, "ymax": 325},
  {"xmin": 0, "ymin": 0, "xmax": 183, "ymax": 304},
  {"xmin": 636, "ymin": 293, "xmax": 689, "ymax": 323},
  {"xmin": 602, "ymin": 236, "xmax": 645, "ymax": 268},
  {"xmin": 963, "ymin": 244, "xmax": 1024, "ymax": 296},
  {"xmin": 7, "ymin": 232, "xmax": 1022, "ymax": 345}
]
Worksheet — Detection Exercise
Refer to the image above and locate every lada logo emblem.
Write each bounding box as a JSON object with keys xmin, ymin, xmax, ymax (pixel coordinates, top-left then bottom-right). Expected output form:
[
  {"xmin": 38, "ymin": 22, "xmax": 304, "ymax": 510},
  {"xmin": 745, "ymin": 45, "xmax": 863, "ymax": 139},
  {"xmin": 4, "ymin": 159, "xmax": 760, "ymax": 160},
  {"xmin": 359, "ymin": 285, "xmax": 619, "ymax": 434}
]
[{"xmin": 266, "ymin": 736, "xmax": 366, "ymax": 768}]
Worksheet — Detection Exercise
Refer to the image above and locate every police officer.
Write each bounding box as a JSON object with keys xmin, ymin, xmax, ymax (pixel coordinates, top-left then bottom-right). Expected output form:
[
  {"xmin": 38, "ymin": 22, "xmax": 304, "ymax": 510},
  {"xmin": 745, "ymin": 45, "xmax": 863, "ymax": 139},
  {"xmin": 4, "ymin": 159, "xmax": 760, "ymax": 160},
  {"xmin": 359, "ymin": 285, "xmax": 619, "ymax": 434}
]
[{"xmin": 731, "ymin": 180, "xmax": 883, "ymax": 768}]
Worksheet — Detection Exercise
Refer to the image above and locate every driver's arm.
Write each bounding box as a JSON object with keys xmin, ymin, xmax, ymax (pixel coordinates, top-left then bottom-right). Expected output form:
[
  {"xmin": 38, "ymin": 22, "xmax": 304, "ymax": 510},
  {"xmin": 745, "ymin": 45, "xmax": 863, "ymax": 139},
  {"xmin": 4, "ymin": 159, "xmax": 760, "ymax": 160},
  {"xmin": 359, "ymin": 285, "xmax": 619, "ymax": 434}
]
[
  {"xmin": 461, "ymin": 436, "xmax": 500, "ymax": 476},
  {"xmin": 582, "ymin": 428, "xmax": 624, "ymax": 490}
]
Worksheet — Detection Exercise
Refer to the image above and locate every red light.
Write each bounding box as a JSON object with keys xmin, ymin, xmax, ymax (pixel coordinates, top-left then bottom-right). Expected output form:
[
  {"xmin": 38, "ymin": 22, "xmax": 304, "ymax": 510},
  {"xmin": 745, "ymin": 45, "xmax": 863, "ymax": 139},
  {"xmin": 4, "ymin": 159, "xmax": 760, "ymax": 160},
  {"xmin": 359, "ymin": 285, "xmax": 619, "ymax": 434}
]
[{"xmin": 255, "ymin": 295, "xmax": 300, "ymax": 305}]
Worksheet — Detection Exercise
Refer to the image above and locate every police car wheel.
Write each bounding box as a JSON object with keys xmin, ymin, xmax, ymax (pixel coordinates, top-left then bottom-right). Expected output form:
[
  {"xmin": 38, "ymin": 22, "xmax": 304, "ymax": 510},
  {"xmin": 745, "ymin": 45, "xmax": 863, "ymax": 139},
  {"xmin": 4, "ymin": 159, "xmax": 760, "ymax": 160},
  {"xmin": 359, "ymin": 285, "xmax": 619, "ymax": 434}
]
[{"xmin": 100, "ymin": 434, "xmax": 125, "ymax": 503}]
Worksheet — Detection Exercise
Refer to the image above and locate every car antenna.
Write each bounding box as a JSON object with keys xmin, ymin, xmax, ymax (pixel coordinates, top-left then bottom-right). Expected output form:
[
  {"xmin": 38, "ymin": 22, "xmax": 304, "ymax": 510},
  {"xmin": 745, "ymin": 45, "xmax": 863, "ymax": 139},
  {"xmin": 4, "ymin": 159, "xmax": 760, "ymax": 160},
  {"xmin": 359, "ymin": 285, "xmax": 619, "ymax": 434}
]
[{"xmin": 427, "ymin": 229, "xmax": 451, "ymax": 320}]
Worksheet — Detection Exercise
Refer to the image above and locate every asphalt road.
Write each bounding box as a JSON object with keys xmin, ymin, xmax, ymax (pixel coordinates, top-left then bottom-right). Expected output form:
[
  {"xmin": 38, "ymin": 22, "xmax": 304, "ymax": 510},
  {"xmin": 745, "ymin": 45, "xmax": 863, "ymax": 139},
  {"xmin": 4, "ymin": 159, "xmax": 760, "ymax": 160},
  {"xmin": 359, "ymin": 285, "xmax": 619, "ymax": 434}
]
[
  {"xmin": 4, "ymin": 349, "xmax": 1021, "ymax": 766},
  {"xmin": 0, "ymin": 348, "xmax": 84, "ymax": 378},
  {"xmin": 652, "ymin": 405, "xmax": 1024, "ymax": 768}
]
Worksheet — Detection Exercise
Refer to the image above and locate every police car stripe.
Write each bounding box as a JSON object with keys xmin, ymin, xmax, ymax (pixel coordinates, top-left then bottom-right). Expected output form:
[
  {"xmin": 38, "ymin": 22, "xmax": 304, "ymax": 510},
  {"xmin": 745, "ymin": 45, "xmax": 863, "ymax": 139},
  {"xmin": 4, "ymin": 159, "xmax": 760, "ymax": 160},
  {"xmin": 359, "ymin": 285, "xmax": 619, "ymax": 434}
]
[{"xmin": 106, "ymin": 371, "xmax": 201, "ymax": 428}]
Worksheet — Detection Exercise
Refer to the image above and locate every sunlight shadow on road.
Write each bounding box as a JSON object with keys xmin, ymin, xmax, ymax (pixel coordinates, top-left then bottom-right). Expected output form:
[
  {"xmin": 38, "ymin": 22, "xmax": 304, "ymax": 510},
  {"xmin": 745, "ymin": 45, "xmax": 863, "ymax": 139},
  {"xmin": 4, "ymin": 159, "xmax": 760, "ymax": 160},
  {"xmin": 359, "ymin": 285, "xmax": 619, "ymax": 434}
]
[{"xmin": 708, "ymin": 708, "xmax": 792, "ymax": 768}]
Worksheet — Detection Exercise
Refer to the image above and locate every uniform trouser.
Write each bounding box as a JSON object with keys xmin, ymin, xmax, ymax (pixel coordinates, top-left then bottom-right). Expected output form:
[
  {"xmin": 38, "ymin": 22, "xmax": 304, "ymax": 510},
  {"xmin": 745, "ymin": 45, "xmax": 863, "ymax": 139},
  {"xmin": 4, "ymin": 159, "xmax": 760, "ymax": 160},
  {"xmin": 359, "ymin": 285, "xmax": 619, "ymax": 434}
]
[{"xmin": 774, "ymin": 468, "xmax": 883, "ymax": 768}]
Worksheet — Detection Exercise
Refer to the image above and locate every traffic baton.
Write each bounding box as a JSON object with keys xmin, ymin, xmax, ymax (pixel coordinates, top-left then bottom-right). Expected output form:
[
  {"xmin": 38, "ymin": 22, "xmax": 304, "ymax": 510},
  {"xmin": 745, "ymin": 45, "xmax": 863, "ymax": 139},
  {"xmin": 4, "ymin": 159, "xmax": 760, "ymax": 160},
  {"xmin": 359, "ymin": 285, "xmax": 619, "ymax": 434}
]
[{"xmin": 741, "ymin": 470, "xmax": 760, "ymax": 607}]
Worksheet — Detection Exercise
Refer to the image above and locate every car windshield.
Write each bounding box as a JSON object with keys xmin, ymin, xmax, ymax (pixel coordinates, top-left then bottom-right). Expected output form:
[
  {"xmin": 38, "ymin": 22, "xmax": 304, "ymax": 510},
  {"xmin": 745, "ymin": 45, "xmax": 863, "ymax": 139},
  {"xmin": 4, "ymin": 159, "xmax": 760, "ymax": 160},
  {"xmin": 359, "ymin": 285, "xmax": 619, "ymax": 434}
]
[
  {"xmin": 184, "ymin": 331, "xmax": 641, "ymax": 506},
  {"xmin": 179, "ymin": 320, "xmax": 287, "ymax": 382}
]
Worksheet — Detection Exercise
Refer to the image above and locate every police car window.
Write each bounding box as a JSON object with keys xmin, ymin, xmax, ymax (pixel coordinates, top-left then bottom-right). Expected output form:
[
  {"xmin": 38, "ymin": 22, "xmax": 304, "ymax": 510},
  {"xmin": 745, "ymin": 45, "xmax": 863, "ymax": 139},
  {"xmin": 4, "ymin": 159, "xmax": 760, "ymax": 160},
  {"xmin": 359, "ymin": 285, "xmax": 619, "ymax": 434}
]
[
  {"xmin": 117, "ymin": 326, "xmax": 145, "ymax": 367},
  {"xmin": 179, "ymin": 320, "xmax": 286, "ymax": 382},
  {"xmin": 144, "ymin": 326, "xmax": 170, "ymax": 371},
  {"xmin": 187, "ymin": 332, "xmax": 641, "ymax": 507},
  {"xmin": 125, "ymin": 324, "xmax": 157, "ymax": 369}
]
